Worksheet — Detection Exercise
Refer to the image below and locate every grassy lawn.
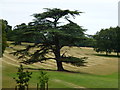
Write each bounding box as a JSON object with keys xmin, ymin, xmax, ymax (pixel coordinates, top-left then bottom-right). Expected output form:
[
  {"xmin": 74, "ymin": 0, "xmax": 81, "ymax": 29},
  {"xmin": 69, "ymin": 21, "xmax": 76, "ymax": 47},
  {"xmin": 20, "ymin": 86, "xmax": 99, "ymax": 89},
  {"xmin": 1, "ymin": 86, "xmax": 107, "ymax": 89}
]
[
  {"xmin": 2, "ymin": 63, "xmax": 118, "ymax": 88},
  {"xmin": 2, "ymin": 41, "xmax": 118, "ymax": 88},
  {"xmin": 31, "ymin": 71, "xmax": 118, "ymax": 88}
]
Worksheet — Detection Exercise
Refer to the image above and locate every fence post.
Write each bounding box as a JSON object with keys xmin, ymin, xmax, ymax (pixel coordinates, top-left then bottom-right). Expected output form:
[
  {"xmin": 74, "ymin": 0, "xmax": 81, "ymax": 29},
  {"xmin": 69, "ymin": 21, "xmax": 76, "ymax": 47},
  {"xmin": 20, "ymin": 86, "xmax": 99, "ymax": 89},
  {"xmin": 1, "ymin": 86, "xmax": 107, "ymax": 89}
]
[
  {"xmin": 46, "ymin": 82, "xmax": 48, "ymax": 90},
  {"xmin": 26, "ymin": 85, "xmax": 28, "ymax": 90},
  {"xmin": 15, "ymin": 86, "xmax": 17, "ymax": 90},
  {"xmin": 37, "ymin": 83, "xmax": 39, "ymax": 90}
]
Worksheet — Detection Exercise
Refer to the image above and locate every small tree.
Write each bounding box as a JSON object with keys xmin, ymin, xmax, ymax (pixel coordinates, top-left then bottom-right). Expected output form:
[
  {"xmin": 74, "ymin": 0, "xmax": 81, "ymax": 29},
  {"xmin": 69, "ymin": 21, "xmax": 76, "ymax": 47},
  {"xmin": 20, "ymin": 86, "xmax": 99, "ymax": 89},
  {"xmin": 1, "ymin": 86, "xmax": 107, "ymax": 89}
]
[
  {"xmin": 37, "ymin": 71, "xmax": 49, "ymax": 90},
  {"xmin": 13, "ymin": 64, "xmax": 32, "ymax": 90}
]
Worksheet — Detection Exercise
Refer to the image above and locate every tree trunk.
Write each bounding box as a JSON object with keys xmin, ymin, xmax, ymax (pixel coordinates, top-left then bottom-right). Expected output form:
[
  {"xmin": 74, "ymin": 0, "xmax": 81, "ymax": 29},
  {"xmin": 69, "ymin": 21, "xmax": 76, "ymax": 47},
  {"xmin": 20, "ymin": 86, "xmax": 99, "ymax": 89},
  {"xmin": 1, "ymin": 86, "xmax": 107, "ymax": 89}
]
[
  {"xmin": 19, "ymin": 85, "xmax": 25, "ymax": 90},
  {"xmin": 117, "ymin": 52, "xmax": 119, "ymax": 57},
  {"xmin": 106, "ymin": 51, "xmax": 108, "ymax": 56},
  {"xmin": 54, "ymin": 46, "xmax": 64, "ymax": 71},
  {"xmin": 15, "ymin": 41, "xmax": 21, "ymax": 45},
  {"xmin": 56, "ymin": 60, "xmax": 64, "ymax": 71},
  {"xmin": 54, "ymin": 21, "xmax": 64, "ymax": 71}
]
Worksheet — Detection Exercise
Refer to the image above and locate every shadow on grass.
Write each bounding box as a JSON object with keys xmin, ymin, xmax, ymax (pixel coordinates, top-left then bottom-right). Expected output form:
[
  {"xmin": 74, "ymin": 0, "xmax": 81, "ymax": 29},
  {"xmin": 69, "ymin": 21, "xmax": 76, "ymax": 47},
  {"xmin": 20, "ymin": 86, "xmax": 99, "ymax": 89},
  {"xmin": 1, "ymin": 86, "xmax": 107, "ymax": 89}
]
[
  {"xmin": 23, "ymin": 67, "xmax": 92, "ymax": 75},
  {"xmin": 93, "ymin": 54, "xmax": 120, "ymax": 58}
]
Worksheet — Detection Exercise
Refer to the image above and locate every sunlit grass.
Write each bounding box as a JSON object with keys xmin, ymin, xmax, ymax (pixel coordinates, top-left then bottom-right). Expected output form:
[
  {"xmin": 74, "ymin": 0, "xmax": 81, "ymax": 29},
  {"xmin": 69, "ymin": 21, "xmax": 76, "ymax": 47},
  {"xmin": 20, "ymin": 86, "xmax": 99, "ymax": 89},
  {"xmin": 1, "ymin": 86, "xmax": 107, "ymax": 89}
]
[
  {"xmin": 2, "ymin": 41, "xmax": 118, "ymax": 88},
  {"xmin": 2, "ymin": 63, "xmax": 118, "ymax": 88}
]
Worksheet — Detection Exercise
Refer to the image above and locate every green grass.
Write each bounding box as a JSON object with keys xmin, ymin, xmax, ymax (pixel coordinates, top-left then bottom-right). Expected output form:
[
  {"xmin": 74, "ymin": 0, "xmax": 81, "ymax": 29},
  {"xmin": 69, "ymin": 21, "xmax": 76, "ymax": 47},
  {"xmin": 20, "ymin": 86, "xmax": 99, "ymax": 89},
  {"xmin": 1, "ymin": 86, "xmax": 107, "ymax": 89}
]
[
  {"xmin": 2, "ymin": 63, "xmax": 118, "ymax": 88},
  {"xmin": 2, "ymin": 42, "xmax": 118, "ymax": 88},
  {"xmin": 32, "ymin": 71, "xmax": 118, "ymax": 88}
]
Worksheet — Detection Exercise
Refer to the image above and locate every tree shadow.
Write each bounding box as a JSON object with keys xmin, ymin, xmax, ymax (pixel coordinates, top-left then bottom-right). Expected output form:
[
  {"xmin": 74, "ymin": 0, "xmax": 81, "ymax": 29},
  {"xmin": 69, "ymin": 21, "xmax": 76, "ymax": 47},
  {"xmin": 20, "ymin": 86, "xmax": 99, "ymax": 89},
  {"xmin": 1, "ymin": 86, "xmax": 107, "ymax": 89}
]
[
  {"xmin": 93, "ymin": 54, "xmax": 120, "ymax": 58},
  {"xmin": 23, "ymin": 67, "xmax": 92, "ymax": 75}
]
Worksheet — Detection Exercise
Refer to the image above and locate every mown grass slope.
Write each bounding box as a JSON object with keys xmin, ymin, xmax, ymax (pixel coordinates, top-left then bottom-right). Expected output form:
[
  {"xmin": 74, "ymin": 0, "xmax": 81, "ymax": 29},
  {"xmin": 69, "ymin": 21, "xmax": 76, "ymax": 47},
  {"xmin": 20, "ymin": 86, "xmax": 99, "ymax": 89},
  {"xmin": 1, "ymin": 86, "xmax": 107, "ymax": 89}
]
[{"xmin": 2, "ymin": 41, "xmax": 118, "ymax": 88}]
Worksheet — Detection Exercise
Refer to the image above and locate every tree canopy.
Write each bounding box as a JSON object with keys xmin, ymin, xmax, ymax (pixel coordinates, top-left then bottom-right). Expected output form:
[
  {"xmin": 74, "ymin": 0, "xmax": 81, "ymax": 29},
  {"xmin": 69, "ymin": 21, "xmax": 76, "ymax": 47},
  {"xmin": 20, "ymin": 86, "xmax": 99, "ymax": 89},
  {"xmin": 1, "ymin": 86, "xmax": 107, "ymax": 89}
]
[
  {"xmin": 93, "ymin": 26, "xmax": 120, "ymax": 56},
  {"xmin": 0, "ymin": 19, "xmax": 9, "ymax": 57},
  {"xmin": 12, "ymin": 8, "xmax": 87, "ymax": 71}
]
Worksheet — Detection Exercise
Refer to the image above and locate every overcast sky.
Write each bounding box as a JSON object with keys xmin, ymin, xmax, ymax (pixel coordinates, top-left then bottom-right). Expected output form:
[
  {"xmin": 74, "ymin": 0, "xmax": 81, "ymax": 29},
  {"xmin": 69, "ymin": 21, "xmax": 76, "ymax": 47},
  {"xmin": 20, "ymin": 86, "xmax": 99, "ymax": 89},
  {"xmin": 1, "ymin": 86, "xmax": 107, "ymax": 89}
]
[{"xmin": 0, "ymin": 0, "xmax": 119, "ymax": 35}]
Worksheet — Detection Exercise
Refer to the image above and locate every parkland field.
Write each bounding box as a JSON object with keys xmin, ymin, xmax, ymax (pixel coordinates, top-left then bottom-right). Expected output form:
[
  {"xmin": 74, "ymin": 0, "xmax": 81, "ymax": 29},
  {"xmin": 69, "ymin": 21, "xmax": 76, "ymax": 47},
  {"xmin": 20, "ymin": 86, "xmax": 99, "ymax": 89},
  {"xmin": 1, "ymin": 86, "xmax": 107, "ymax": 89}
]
[{"xmin": 2, "ymin": 42, "xmax": 118, "ymax": 88}]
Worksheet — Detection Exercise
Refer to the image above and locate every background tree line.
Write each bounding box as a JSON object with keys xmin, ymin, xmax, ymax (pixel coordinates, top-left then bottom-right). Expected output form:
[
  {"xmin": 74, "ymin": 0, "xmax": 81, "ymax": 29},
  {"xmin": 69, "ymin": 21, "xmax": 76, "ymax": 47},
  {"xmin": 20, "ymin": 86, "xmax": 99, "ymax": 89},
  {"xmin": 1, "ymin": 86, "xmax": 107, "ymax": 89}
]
[
  {"xmin": 8, "ymin": 24, "xmax": 119, "ymax": 57},
  {"xmin": 93, "ymin": 26, "xmax": 120, "ymax": 56},
  {"xmin": 1, "ymin": 19, "xmax": 120, "ymax": 58},
  {"xmin": 2, "ymin": 21, "xmax": 120, "ymax": 58}
]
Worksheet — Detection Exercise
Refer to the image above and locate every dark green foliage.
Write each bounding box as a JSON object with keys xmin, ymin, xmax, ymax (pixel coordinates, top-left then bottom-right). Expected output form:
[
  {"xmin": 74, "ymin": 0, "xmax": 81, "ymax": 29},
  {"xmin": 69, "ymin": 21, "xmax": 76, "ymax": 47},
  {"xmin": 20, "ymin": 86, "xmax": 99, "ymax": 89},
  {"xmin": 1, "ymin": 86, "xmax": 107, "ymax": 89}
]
[
  {"xmin": 2, "ymin": 20, "xmax": 12, "ymax": 33},
  {"xmin": 78, "ymin": 35, "xmax": 95, "ymax": 47},
  {"xmin": 94, "ymin": 26, "xmax": 120, "ymax": 56},
  {"xmin": 0, "ymin": 19, "xmax": 8, "ymax": 56},
  {"xmin": 33, "ymin": 8, "xmax": 82, "ymax": 20},
  {"xmin": 112, "ymin": 26, "xmax": 120, "ymax": 56},
  {"xmin": 12, "ymin": 8, "xmax": 87, "ymax": 71},
  {"xmin": 0, "ymin": 19, "xmax": 12, "ymax": 57},
  {"xmin": 61, "ymin": 56, "xmax": 88, "ymax": 66},
  {"xmin": 13, "ymin": 65, "xmax": 32, "ymax": 89},
  {"xmin": 1, "ymin": 19, "xmax": 12, "ymax": 41},
  {"xmin": 12, "ymin": 23, "xmax": 28, "ymax": 45},
  {"xmin": 94, "ymin": 29, "xmax": 113, "ymax": 55}
]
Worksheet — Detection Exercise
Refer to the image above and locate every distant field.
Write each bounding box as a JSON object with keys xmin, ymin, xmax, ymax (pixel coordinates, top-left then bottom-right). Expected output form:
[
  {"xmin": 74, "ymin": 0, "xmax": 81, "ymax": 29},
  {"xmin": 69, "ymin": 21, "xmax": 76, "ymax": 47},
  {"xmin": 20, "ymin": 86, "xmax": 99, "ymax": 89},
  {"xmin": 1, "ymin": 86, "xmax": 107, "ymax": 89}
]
[{"xmin": 2, "ymin": 41, "xmax": 118, "ymax": 88}]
